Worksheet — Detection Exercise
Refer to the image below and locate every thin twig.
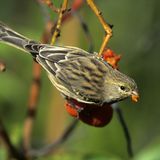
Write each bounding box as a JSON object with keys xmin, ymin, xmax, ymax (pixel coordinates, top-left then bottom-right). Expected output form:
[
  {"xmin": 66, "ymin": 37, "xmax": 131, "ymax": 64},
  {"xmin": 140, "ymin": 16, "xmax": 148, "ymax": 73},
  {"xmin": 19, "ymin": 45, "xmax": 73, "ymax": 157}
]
[
  {"xmin": 50, "ymin": 0, "xmax": 69, "ymax": 45},
  {"xmin": 74, "ymin": 12, "xmax": 94, "ymax": 52},
  {"xmin": 0, "ymin": 119, "xmax": 25, "ymax": 160},
  {"xmin": 40, "ymin": 0, "xmax": 60, "ymax": 13},
  {"xmin": 61, "ymin": 0, "xmax": 84, "ymax": 22},
  {"xmin": 50, "ymin": 0, "xmax": 84, "ymax": 44},
  {"xmin": 115, "ymin": 107, "xmax": 133, "ymax": 158},
  {"xmin": 29, "ymin": 119, "xmax": 78, "ymax": 157},
  {"xmin": 86, "ymin": 0, "xmax": 112, "ymax": 56}
]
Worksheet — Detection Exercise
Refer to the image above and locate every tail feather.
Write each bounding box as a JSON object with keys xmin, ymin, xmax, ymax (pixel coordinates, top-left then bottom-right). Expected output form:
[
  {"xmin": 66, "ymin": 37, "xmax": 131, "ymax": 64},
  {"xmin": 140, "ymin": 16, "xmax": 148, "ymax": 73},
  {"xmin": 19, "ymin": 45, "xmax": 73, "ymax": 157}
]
[{"xmin": 0, "ymin": 21, "xmax": 39, "ymax": 57}]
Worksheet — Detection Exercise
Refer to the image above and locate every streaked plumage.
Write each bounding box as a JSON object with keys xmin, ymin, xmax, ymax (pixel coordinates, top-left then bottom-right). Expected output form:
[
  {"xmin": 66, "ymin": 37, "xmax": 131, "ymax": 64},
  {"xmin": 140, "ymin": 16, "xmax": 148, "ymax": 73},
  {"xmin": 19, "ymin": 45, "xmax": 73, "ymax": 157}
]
[{"xmin": 0, "ymin": 22, "xmax": 139, "ymax": 105}]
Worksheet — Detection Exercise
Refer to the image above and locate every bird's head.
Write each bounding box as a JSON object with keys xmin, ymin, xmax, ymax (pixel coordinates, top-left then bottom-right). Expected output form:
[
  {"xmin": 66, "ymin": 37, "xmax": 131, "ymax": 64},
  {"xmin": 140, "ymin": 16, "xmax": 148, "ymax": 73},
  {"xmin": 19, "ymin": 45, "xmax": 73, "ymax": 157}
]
[{"xmin": 103, "ymin": 68, "xmax": 139, "ymax": 103}]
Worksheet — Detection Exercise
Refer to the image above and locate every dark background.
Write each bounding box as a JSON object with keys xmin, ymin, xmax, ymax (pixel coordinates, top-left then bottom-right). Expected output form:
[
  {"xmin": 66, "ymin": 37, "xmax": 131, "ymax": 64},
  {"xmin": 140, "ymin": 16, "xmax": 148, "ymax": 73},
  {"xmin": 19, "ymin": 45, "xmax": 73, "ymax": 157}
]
[{"xmin": 0, "ymin": 0, "xmax": 160, "ymax": 159}]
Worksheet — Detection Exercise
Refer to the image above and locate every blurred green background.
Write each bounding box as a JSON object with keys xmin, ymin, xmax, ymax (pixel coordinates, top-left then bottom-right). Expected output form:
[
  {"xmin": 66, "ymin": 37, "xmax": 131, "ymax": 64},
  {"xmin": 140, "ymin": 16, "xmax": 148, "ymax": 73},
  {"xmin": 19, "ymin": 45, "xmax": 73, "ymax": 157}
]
[{"xmin": 0, "ymin": 0, "xmax": 160, "ymax": 159}]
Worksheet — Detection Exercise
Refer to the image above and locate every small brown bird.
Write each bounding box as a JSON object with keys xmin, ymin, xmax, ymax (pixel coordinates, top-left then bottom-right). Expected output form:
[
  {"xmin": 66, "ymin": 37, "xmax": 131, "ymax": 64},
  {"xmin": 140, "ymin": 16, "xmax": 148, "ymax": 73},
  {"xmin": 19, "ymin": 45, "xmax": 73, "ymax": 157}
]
[{"xmin": 0, "ymin": 22, "xmax": 139, "ymax": 105}]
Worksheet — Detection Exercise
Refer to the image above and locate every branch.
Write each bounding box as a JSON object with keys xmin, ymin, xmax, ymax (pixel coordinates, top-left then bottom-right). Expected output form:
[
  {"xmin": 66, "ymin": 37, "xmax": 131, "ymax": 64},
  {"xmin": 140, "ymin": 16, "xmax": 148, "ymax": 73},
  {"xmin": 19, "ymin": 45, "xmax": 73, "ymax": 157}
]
[
  {"xmin": 22, "ymin": 20, "xmax": 54, "ymax": 154},
  {"xmin": 28, "ymin": 119, "xmax": 78, "ymax": 157},
  {"xmin": 0, "ymin": 119, "xmax": 25, "ymax": 159}
]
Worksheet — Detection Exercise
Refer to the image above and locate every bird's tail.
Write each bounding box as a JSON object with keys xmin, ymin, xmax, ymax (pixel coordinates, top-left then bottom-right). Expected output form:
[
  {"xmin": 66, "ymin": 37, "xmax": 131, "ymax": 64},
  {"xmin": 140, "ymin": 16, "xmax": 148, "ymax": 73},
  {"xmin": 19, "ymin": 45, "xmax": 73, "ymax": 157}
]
[{"xmin": 0, "ymin": 21, "xmax": 40, "ymax": 57}]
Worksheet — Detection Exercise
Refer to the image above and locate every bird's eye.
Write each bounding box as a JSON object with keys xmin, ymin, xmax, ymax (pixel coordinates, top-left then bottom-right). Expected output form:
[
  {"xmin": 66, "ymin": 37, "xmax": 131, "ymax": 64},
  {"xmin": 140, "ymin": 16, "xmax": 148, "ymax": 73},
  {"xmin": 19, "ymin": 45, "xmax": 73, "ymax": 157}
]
[
  {"xmin": 119, "ymin": 85, "xmax": 130, "ymax": 92},
  {"xmin": 120, "ymin": 86, "xmax": 126, "ymax": 91}
]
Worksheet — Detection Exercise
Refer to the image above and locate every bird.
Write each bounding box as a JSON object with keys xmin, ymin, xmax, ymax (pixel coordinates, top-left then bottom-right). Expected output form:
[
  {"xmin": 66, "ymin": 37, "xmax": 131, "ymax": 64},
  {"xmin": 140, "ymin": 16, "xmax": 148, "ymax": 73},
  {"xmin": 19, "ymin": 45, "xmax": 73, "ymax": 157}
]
[{"xmin": 0, "ymin": 21, "xmax": 139, "ymax": 105}]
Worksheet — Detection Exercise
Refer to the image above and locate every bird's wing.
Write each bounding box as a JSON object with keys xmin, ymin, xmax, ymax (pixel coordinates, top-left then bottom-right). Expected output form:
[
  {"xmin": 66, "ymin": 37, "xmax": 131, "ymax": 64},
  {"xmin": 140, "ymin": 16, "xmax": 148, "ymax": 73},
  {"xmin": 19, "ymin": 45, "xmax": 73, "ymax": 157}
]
[{"xmin": 36, "ymin": 46, "xmax": 108, "ymax": 104}]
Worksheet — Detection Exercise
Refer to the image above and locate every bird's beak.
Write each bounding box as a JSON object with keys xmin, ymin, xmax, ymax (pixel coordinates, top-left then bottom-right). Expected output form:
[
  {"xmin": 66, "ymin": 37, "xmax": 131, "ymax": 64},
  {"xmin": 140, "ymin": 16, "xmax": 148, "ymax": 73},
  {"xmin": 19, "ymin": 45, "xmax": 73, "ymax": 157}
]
[{"xmin": 131, "ymin": 91, "xmax": 139, "ymax": 102}]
